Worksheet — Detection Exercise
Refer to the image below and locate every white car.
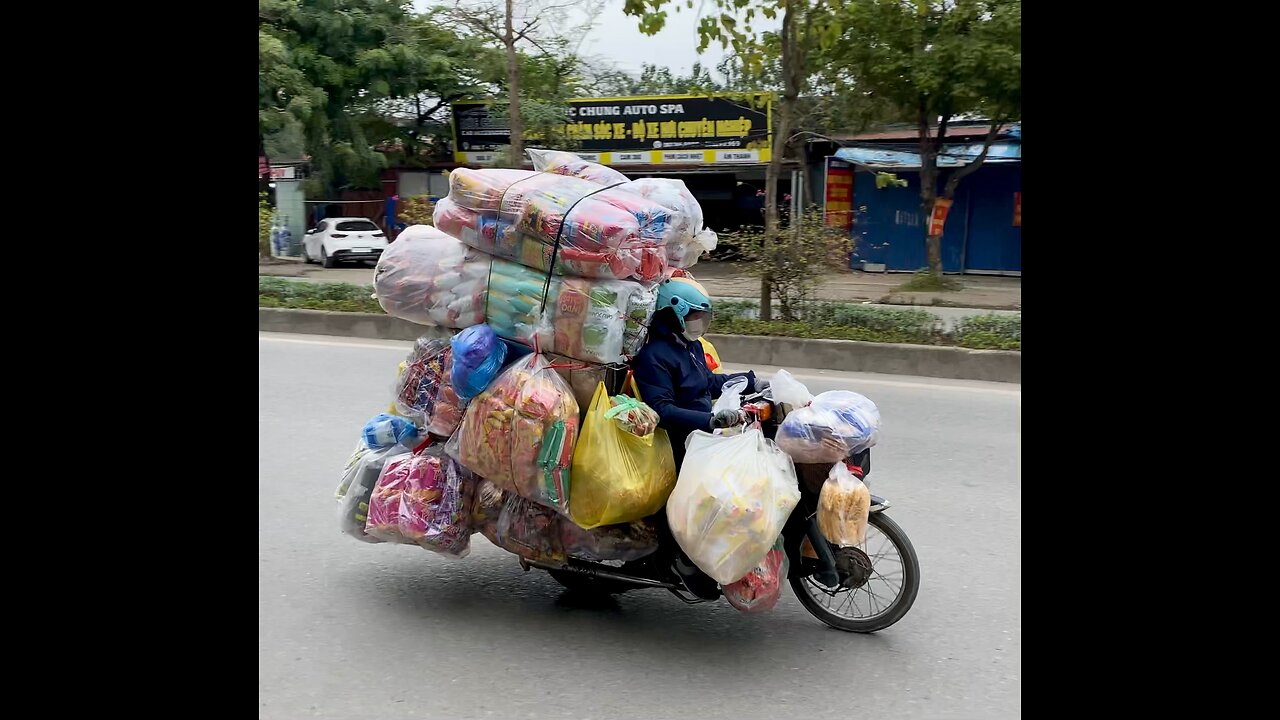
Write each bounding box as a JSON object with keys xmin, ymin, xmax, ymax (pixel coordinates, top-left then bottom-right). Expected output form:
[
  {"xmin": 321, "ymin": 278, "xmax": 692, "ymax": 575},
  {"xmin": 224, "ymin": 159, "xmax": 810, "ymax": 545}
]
[{"xmin": 303, "ymin": 218, "xmax": 388, "ymax": 267}]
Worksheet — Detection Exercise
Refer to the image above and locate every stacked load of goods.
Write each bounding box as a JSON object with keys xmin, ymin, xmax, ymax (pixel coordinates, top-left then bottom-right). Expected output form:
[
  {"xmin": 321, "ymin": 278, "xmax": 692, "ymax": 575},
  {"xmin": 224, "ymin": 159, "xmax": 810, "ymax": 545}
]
[{"xmin": 333, "ymin": 151, "xmax": 879, "ymax": 615}]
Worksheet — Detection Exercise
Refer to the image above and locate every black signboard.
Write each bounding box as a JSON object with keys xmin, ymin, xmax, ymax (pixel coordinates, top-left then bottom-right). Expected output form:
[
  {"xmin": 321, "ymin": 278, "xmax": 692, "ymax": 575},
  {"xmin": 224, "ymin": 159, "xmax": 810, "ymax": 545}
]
[{"xmin": 453, "ymin": 94, "xmax": 772, "ymax": 154}]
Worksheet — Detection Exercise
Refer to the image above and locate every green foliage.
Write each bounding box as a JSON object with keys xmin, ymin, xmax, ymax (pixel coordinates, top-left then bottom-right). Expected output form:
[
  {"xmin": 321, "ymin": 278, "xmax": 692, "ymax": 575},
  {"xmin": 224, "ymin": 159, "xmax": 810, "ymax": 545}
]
[
  {"xmin": 397, "ymin": 194, "xmax": 435, "ymax": 226},
  {"xmin": 258, "ymin": 278, "xmax": 383, "ymax": 313},
  {"xmin": 259, "ymin": 192, "xmax": 274, "ymax": 258},
  {"xmin": 896, "ymin": 270, "xmax": 964, "ymax": 292},
  {"xmin": 953, "ymin": 313, "xmax": 1021, "ymax": 350}
]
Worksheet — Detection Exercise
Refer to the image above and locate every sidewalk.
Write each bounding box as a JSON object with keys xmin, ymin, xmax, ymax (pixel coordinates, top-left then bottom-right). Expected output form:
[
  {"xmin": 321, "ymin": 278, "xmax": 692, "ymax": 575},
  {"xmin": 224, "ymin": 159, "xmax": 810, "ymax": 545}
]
[{"xmin": 260, "ymin": 257, "xmax": 1021, "ymax": 312}]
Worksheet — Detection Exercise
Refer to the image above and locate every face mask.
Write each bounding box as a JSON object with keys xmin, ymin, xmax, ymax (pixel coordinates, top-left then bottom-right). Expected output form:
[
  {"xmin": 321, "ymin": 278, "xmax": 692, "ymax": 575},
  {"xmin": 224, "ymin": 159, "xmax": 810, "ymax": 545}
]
[{"xmin": 682, "ymin": 314, "xmax": 710, "ymax": 341}]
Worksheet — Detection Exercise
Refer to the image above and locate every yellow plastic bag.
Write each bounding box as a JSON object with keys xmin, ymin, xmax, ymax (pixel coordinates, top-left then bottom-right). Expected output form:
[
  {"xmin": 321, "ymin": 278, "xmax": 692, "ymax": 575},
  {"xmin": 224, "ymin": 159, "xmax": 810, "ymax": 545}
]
[
  {"xmin": 568, "ymin": 382, "xmax": 677, "ymax": 529},
  {"xmin": 700, "ymin": 338, "xmax": 724, "ymax": 374}
]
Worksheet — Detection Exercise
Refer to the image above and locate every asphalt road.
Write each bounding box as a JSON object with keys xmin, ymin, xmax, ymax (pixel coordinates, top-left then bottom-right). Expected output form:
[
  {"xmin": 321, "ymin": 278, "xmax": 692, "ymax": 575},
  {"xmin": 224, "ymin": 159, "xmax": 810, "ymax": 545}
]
[{"xmin": 259, "ymin": 332, "xmax": 1021, "ymax": 719}]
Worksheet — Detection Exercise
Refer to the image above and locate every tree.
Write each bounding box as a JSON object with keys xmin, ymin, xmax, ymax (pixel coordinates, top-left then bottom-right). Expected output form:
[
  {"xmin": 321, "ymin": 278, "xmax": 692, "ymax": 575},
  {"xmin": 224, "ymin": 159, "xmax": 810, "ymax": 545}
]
[
  {"xmin": 624, "ymin": 0, "xmax": 838, "ymax": 320},
  {"xmin": 735, "ymin": 205, "xmax": 852, "ymax": 318},
  {"xmin": 826, "ymin": 0, "xmax": 1021, "ymax": 279},
  {"xmin": 588, "ymin": 61, "xmax": 726, "ymax": 96},
  {"xmin": 259, "ymin": 0, "xmax": 499, "ymax": 192}
]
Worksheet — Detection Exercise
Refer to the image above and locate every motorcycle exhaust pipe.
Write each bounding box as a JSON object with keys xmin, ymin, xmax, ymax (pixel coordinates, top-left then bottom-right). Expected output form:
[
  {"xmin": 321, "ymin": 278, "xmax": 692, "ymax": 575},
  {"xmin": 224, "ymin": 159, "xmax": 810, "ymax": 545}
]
[{"xmin": 519, "ymin": 557, "xmax": 679, "ymax": 590}]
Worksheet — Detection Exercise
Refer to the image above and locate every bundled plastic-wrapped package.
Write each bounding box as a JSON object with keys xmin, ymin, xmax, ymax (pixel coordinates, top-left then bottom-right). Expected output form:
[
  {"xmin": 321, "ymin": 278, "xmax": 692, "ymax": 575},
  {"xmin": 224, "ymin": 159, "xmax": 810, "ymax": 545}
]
[
  {"xmin": 622, "ymin": 282, "xmax": 658, "ymax": 355},
  {"xmin": 365, "ymin": 447, "xmax": 476, "ymax": 557},
  {"xmin": 768, "ymin": 370, "xmax": 882, "ymax": 464},
  {"xmin": 666, "ymin": 427, "xmax": 801, "ymax": 584},
  {"xmin": 450, "ymin": 324, "xmax": 507, "ymax": 400},
  {"xmin": 723, "ymin": 538, "xmax": 789, "ymax": 613},
  {"xmin": 817, "ymin": 463, "xmax": 871, "ymax": 546},
  {"xmin": 373, "ymin": 225, "xmax": 489, "ymax": 327},
  {"xmin": 392, "ymin": 337, "xmax": 469, "ymax": 437},
  {"xmin": 337, "ymin": 443, "xmax": 412, "ymax": 543},
  {"xmin": 469, "ymin": 478, "xmax": 506, "ymax": 546},
  {"xmin": 452, "ymin": 353, "xmax": 580, "ymax": 514},
  {"xmin": 561, "ymin": 518, "xmax": 660, "ymax": 562},
  {"xmin": 528, "ymin": 148, "xmax": 630, "ymax": 185},
  {"xmin": 362, "ymin": 413, "xmax": 419, "ymax": 449},
  {"xmin": 493, "ymin": 493, "xmax": 567, "ymax": 563},
  {"xmin": 603, "ymin": 394, "xmax": 659, "ymax": 437},
  {"xmin": 569, "ymin": 383, "xmax": 676, "ymax": 529},
  {"xmin": 528, "ymin": 151, "xmax": 717, "ymax": 269},
  {"xmin": 445, "ymin": 168, "xmax": 672, "ymax": 282}
]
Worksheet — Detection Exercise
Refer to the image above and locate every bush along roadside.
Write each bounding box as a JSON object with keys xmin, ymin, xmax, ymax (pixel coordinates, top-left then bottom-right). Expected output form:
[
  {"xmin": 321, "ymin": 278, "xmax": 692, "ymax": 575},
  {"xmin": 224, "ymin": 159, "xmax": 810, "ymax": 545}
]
[{"xmin": 259, "ymin": 278, "xmax": 1020, "ymax": 351}]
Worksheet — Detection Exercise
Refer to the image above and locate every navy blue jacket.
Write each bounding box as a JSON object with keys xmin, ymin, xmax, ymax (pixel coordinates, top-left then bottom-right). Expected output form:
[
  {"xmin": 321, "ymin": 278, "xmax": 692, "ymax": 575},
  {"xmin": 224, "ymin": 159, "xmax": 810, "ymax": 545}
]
[{"xmin": 631, "ymin": 321, "xmax": 755, "ymax": 469}]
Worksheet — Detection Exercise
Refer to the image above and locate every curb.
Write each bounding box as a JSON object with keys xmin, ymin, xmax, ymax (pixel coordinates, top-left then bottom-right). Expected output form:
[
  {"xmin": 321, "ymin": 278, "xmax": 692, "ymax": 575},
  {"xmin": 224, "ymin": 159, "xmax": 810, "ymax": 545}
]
[{"xmin": 259, "ymin": 308, "xmax": 1020, "ymax": 384}]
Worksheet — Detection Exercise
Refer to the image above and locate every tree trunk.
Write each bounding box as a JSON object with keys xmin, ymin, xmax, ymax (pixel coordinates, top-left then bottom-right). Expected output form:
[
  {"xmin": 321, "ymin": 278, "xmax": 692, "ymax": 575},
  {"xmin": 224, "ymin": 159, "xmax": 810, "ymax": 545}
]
[
  {"xmin": 504, "ymin": 0, "xmax": 524, "ymax": 166},
  {"xmin": 917, "ymin": 104, "xmax": 945, "ymax": 277},
  {"xmin": 762, "ymin": 0, "xmax": 803, "ymax": 322}
]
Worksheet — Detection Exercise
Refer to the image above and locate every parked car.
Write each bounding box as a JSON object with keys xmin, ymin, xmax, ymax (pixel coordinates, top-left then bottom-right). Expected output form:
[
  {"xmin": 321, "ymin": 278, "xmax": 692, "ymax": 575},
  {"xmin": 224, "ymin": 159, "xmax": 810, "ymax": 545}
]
[{"xmin": 303, "ymin": 218, "xmax": 388, "ymax": 267}]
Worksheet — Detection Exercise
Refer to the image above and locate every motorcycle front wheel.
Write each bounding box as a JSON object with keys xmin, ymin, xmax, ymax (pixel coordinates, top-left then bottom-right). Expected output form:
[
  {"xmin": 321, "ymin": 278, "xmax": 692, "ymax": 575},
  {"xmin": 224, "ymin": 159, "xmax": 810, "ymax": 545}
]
[{"xmin": 791, "ymin": 512, "xmax": 921, "ymax": 633}]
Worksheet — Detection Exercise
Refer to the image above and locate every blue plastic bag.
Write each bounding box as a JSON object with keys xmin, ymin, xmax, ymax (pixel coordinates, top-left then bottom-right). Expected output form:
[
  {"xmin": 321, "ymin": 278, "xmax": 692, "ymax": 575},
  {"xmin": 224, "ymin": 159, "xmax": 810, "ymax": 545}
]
[
  {"xmin": 451, "ymin": 324, "xmax": 508, "ymax": 400},
  {"xmin": 362, "ymin": 413, "xmax": 420, "ymax": 449}
]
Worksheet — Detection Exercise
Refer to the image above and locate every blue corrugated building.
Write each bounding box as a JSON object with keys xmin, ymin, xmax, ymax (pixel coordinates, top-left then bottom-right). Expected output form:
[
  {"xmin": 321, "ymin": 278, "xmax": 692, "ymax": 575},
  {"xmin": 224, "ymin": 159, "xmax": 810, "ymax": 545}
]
[{"xmin": 809, "ymin": 122, "xmax": 1021, "ymax": 275}]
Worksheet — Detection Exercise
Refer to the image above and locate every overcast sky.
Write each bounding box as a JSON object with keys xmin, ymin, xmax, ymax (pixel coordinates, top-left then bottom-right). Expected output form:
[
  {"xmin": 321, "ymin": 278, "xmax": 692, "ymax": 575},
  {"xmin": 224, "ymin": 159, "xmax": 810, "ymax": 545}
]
[{"xmin": 416, "ymin": 0, "xmax": 780, "ymax": 83}]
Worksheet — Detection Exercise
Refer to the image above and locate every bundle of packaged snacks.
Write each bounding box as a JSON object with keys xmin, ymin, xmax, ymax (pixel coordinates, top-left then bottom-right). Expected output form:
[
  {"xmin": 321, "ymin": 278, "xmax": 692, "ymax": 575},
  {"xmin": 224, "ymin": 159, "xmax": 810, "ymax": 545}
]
[
  {"xmin": 365, "ymin": 447, "xmax": 476, "ymax": 557},
  {"xmin": 723, "ymin": 538, "xmax": 788, "ymax": 613},
  {"xmin": 444, "ymin": 168, "xmax": 674, "ymax": 282},
  {"xmin": 452, "ymin": 353, "xmax": 579, "ymax": 514},
  {"xmin": 493, "ymin": 493, "xmax": 567, "ymax": 564},
  {"xmin": 469, "ymin": 479, "xmax": 506, "ymax": 546},
  {"xmin": 666, "ymin": 428, "xmax": 801, "ymax": 584},
  {"xmin": 560, "ymin": 518, "xmax": 660, "ymax": 562},
  {"xmin": 391, "ymin": 337, "xmax": 470, "ymax": 437},
  {"xmin": 528, "ymin": 151, "xmax": 717, "ymax": 269},
  {"xmin": 337, "ymin": 443, "xmax": 412, "ymax": 543},
  {"xmin": 373, "ymin": 225, "xmax": 489, "ymax": 327}
]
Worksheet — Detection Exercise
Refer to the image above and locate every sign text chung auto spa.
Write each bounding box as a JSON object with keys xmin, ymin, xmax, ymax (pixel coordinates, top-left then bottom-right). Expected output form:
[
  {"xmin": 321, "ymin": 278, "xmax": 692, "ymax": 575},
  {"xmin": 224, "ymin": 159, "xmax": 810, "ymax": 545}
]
[{"xmin": 453, "ymin": 94, "xmax": 773, "ymax": 166}]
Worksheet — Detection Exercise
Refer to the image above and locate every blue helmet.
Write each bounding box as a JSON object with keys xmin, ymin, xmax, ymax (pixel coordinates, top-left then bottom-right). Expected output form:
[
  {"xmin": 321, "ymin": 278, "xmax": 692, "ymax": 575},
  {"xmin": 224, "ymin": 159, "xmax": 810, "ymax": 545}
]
[{"xmin": 656, "ymin": 277, "xmax": 713, "ymax": 329}]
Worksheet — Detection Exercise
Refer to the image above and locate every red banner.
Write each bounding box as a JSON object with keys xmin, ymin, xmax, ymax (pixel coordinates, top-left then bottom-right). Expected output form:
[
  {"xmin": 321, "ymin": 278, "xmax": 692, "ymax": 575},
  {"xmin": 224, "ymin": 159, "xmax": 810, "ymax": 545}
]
[
  {"xmin": 824, "ymin": 158, "xmax": 854, "ymax": 229},
  {"xmin": 929, "ymin": 198, "xmax": 953, "ymax": 236}
]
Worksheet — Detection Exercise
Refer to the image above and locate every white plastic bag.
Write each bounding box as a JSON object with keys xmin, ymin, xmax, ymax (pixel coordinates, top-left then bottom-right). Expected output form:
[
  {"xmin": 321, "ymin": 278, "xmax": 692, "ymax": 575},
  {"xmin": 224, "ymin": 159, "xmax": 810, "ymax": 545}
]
[
  {"xmin": 666, "ymin": 427, "xmax": 801, "ymax": 584},
  {"xmin": 767, "ymin": 370, "xmax": 882, "ymax": 463},
  {"xmin": 712, "ymin": 376, "xmax": 749, "ymax": 415}
]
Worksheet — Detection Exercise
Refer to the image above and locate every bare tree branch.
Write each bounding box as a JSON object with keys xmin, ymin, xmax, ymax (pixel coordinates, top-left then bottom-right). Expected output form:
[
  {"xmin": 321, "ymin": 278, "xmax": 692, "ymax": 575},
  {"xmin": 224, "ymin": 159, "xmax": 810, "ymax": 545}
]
[{"xmin": 943, "ymin": 117, "xmax": 1003, "ymax": 198}]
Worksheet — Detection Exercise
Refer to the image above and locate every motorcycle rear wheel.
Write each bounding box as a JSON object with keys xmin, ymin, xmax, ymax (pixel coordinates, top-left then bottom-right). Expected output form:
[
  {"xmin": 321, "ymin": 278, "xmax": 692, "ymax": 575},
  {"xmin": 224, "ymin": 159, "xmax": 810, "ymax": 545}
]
[{"xmin": 790, "ymin": 512, "xmax": 920, "ymax": 633}]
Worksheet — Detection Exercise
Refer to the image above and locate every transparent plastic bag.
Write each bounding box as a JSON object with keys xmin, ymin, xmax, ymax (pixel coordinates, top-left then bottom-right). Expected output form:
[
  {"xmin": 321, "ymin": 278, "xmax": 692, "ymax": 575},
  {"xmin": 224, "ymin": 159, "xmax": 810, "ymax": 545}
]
[
  {"xmin": 603, "ymin": 394, "xmax": 659, "ymax": 437},
  {"xmin": 494, "ymin": 493, "xmax": 567, "ymax": 563},
  {"xmin": 712, "ymin": 376, "xmax": 749, "ymax": 415},
  {"xmin": 666, "ymin": 428, "xmax": 801, "ymax": 584},
  {"xmin": 817, "ymin": 463, "xmax": 870, "ymax": 547},
  {"xmin": 527, "ymin": 148, "xmax": 630, "ymax": 186},
  {"xmin": 622, "ymin": 282, "xmax": 658, "ymax": 356},
  {"xmin": 445, "ymin": 168, "xmax": 672, "ymax": 282},
  {"xmin": 454, "ymin": 353, "xmax": 579, "ymax": 514},
  {"xmin": 338, "ymin": 443, "xmax": 411, "ymax": 543},
  {"xmin": 392, "ymin": 337, "xmax": 461, "ymax": 431},
  {"xmin": 335, "ymin": 443, "xmax": 370, "ymax": 499},
  {"xmin": 768, "ymin": 370, "xmax": 882, "ymax": 463},
  {"xmin": 561, "ymin": 518, "xmax": 660, "ymax": 562},
  {"xmin": 373, "ymin": 225, "xmax": 490, "ymax": 328},
  {"xmin": 568, "ymin": 383, "xmax": 676, "ymax": 529},
  {"xmin": 365, "ymin": 445, "xmax": 475, "ymax": 557},
  {"xmin": 723, "ymin": 538, "xmax": 788, "ymax": 613},
  {"xmin": 469, "ymin": 478, "xmax": 506, "ymax": 546},
  {"xmin": 362, "ymin": 413, "xmax": 419, "ymax": 449},
  {"xmin": 450, "ymin": 324, "xmax": 508, "ymax": 400}
]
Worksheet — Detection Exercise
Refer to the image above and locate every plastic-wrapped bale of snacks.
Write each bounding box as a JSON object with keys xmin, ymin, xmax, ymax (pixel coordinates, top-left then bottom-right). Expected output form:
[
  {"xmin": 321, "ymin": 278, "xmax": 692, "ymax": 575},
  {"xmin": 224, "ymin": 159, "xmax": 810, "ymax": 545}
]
[
  {"xmin": 666, "ymin": 427, "xmax": 801, "ymax": 584},
  {"xmin": 470, "ymin": 478, "xmax": 506, "ymax": 547},
  {"xmin": 493, "ymin": 493, "xmax": 567, "ymax": 563},
  {"xmin": 445, "ymin": 168, "xmax": 673, "ymax": 282},
  {"xmin": 622, "ymin": 282, "xmax": 658, "ymax": 355},
  {"xmin": 569, "ymin": 383, "xmax": 676, "ymax": 529},
  {"xmin": 484, "ymin": 263, "xmax": 644, "ymax": 364},
  {"xmin": 373, "ymin": 224, "xmax": 489, "ymax": 327},
  {"xmin": 450, "ymin": 324, "xmax": 507, "ymax": 401},
  {"xmin": 527, "ymin": 151, "xmax": 717, "ymax": 270},
  {"xmin": 435, "ymin": 196, "xmax": 647, "ymax": 280},
  {"xmin": 392, "ymin": 337, "xmax": 470, "ymax": 437},
  {"xmin": 527, "ymin": 148, "xmax": 630, "ymax": 186},
  {"xmin": 768, "ymin": 370, "xmax": 882, "ymax": 464},
  {"xmin": 337, "ymin": 443, "xmax": 412, "ymax": 543},
  {"xmin": 817, "ymin": 463, "xmax": 870, "ymax": 546},
  {"xmin": 561, "ymin": 518, "xmax": 660, "ymax": 562},
  {"xmin": 362, "ymin": 413, "xmax": 419, "ymax": 449},
  {"xmin": 723, "ymin": 538, "xmax": 788, "ymax": 613},
  {"xmin": 365, "ymin": 447, "xmax": 475, "ymax": 557},
  {"xmin": 452, "ymin": 353, "xmax": 579, "ymax": 514}
]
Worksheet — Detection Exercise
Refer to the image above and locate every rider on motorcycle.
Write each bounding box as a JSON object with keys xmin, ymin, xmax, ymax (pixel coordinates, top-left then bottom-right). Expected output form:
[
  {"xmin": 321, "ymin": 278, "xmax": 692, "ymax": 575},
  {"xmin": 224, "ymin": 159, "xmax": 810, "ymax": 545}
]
[{"xmin": 630, "ymin": 277, "xmax": 770, "ymax": 597}]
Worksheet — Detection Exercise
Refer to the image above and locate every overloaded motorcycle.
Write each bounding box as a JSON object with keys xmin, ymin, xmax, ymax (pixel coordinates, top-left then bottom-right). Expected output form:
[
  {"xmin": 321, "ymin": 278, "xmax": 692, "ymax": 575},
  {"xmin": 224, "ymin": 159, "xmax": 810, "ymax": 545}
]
[{"xmin": 517, "ymin": 388, "xmax": 922, "ymax": 634}]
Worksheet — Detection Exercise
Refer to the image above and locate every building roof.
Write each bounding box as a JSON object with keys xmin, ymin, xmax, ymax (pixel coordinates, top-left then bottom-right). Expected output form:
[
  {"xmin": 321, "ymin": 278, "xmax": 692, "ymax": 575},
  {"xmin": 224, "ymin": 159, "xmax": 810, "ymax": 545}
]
[{"xmin": 832, "ymin": 122, "xmax": 1019, "ymax": 143}]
